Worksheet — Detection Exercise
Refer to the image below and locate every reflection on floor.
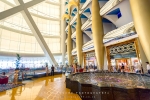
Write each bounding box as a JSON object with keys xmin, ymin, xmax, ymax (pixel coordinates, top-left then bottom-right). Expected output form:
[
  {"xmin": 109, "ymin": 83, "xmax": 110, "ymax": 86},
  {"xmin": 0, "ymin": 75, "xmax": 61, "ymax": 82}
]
[{"xmin": 0, "ymin": 74, "xmax": 81, "ymax": 100}]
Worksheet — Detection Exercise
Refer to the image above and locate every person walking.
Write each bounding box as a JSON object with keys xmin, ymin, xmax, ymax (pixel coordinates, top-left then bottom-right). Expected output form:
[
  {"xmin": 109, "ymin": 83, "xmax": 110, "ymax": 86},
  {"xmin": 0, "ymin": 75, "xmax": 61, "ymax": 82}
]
[
  {"xmin": 146, "ymin": 62, "xmax": 150, "ymax": 74},
  {"xmin": 136, "ymin": 63, "xmax": 142, "ymax": 73},
  {"xmin": 51, "ymin": 65, "xmax": 54, "ymax": 76}
]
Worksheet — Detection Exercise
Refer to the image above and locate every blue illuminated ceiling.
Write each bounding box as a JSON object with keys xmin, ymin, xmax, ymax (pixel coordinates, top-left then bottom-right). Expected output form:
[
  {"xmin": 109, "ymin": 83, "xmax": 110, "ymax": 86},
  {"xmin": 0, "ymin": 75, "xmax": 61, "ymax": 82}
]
[
  {"xmin": 80, "ymin": 14, "xmax": 87, "ymax": 18},
  {"xmin": 73, "ymin": 8, "xmax": 77, "ymax": 12},
  {"xmin": 65, "ymin": 8, "xmax": 68, "ymax": 14},
  {"xmin": 80, "ymin": 0, "xmax": 86, "ymax": 3},
  {"xmin": 107, "ymin": 8, "xmax": 121, "ymax": 15},
  {"xmin": 66, "ymin": 19, "xmax": 69, "ymax": 23},
  {"xmin": 84, "ymin": 8, "xmax": 91, "ymax": 13},
  {"xmin": 71, "ymin": 13, "xmax": 75, "ymax": 16},
  {"xmin": 102, "ymin": 18, "xmax": 112, "ymax": 23},
  {"xmin": 85, "ymin": 28, "xmax": 92, "ymax": 31},
  {"xmin": 65, "ymin": 1, "xmax": 68, "ymax": 5},
  {"xmin": 73, "ymin": 22, "xmax": 77, "ymax": 26},
  {"xmin": 72, "ymin": 21, "xmax": 77, "ymax": 28},
  {"xmin": 72, "ymin": 25, "xmax": 75, "ymax": 28},
  {"xmin": 71, "ymin": 8, "xmax": 77, "ymax": 16}
]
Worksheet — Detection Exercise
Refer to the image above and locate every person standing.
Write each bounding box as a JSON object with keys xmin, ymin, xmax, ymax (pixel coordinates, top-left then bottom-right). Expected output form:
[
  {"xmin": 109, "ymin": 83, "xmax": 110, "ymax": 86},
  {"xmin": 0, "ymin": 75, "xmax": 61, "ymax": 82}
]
[
  {"xmin": 51, "ymin": 65, "xmax": 54, "ymax": 76},
  {"xmin": 146, "ymin": 62, "xmax": 150, "ymax": 74},
  {"xmin": 136, "ymin": 63, "xmax": 142, "ymax": 73},
  {"xmin": 14, "ymin": 70, "xmax": 18, "ymax": 85},
  {"xmin": 121, "ymin": 63, "xmax": 125, "ymax": 73},
  {"xmin": 45, "ymin": 65, "xmax": 49, "ymax": 76}
]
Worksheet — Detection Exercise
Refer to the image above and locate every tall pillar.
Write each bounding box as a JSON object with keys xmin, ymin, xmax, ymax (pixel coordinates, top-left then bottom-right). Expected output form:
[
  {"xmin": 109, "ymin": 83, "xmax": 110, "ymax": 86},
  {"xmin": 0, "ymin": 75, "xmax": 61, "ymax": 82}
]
[
  {"xmin": 129, "ymin": 0, "xmax": 150, "ymax": 62},
  {"xmin": 61, "ymin": 0, "xmax": 66, "ymax": 65},
  {"xmin": 76, "ymin": 8, "xmax": 83, "ymax": 66},
  {"xmin": 67, "ymin": 24, "xmax": 72, "ymax": 65},
  {"xmin": 137, "ymin": 38, "xmax": 148, "ymax": 73},
  {"xmin": 92, "ymin": 0, "xmax": 104, "ymax": 70}
]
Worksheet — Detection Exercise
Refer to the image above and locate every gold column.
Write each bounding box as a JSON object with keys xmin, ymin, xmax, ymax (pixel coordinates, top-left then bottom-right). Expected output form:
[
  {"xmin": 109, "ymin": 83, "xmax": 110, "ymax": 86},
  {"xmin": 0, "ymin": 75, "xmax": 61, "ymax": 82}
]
[
  {"xmin": 92, "ymin": 0, "xmax": 104, "ymax": 70},
  {"xmin": 76, "ymin": 7, "xmax": 83, "ymax": 66},
  {"xmin": 129, "ymin": 0, "xmax": 150, "ymax": 62},
  {"xmin": 67, "ymin": 24, "xmax": 72, "ymax": 65}
]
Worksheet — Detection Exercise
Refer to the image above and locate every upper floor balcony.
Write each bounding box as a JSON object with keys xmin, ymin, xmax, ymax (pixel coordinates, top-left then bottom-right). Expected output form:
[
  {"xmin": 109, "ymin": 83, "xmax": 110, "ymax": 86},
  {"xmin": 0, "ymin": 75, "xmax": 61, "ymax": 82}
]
[
  {"xmin": 72, "ymin": 48, "xmax": 77, "ymax": 55},
  {"xmin": 82, "ymin": 40, "xmax": 94, "ymax": 52},
  {"xmin": 100, "ymin": 0, "xmax": 123, "ymax": 16},
  {"xmin": 71, "ymin": 31, "xmax": 76, "ymax": 39},
  {"xmin": 65, "ymin": 25, "xmax": 69, "ymax": 32},
  {"xmin": 103, "ymin": 22, "xmax": 137, "ymax": 46},
  {"xmin": 80, "ymin": 0, "xmax": 92, "ymax": 13},
  {"xmin": 81, "ymin": 17, "xmax": 91, "ymax": 30},
  {"xmin": 70, "ymin": 14, "xmax": 77, "ymax": 25}
]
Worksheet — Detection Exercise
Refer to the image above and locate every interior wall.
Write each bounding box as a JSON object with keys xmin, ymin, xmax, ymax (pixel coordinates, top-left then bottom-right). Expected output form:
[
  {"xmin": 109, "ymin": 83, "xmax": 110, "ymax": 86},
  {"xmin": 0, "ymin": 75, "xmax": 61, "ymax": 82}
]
[
  {"xmin": 81, "ymin": 18, "xmax": 88, "ymax": 24},
  {"xmin": 72, "ymin": 40, "xmax": 76, "ymax": 49},
  {"xmin": 104, "ymin": 0, "xmax": 133, "ymax": 27},
  {"xmin": 103, "ymin": 23, "xmax": 116, "ymax": 34},
  {"xmin": 83, "ymin": 33, "xmax": 91, "ymax": 44}
]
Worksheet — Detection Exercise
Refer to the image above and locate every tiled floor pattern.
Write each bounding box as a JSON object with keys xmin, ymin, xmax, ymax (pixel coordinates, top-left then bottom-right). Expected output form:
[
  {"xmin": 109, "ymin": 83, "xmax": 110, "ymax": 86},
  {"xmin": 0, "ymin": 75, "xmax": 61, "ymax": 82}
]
[{"xmin": 0, "ymin": 74, "xmax": 81, "ymax": 100}]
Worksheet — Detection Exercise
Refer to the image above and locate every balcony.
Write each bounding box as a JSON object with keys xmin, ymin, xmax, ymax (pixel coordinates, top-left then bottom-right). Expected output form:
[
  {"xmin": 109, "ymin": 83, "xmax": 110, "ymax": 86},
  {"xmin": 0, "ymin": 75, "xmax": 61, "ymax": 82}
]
[
  {"xmin": 70, "ymin": 14, "xmax": 77, "ymax": 25},
  {"xmin": 80, "ymin": 0, "xmax": 92, "ymax": 12},
  {"xmin": 104, "ymin": 22, "xmax": 134, "ymax": 39},
  {"xmin": 71, "ymin": 31, "xmax": 76, "ymax": 39},
  {"xmin": 104, "ymin": 34, "xmax": 138, "ymax": 46},
  {"xmin": 72, "ymin": 48, "xmax": 77, "ymax": 55},
  {"xmin": 81, "ymin": 18, "xmax": 91, "ymax": 30},
  {"xmin": 82, "ymin": 40, "xmax": 94, "ymax": 52},
  {"xmin": 100, "ymin": 0, "xmax": 123, "ymax": 16},
  {"xmin": 65, "ymin": 25, "xmax": 69, "ymax": 32},
  {"xmin": 103, "ymin": 22, "xmax": 137, "ymax": 45}
]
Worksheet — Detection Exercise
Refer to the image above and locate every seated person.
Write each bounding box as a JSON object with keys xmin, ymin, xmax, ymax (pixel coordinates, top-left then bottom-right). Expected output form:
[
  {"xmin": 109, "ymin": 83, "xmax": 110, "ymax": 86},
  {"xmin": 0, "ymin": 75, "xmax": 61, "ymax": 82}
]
[
  {"xmin": 0, "ymin": 72, "xmax": 6, "ymax": 78},
  {"xmin": 2, "ymin": 72, "xmax": 5, "ymax": 76}
]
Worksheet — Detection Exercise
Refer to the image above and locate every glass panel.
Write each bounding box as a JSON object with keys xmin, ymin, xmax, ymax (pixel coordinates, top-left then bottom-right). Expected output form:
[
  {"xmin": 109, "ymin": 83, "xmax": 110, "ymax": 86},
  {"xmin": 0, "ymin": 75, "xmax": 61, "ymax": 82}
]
[
  {"xmin": 23, "ymin": 0, "xmax": 33, "ymax": 3},
  {"xmin": 49, "ymin": 0, "xmax": 60, "ymax": 3},
  {"xmin": 1, "ymin": 13, "xmax": 31, "ymax": 33},
  {"xmin": 0, "ymin": 1, "xmax": 13, "ymax": 12},
  {"xmin": 1, "ymin": 39, "xmax": 10, "ymax": 49},
  {"xmin": 32, "ymin": 16, "xmax": 60, "ymax": 36},
  {"xmin": 6, "ymin": 0, "xmax": 17, "ymax": 5},
  {"xmin": 29, "ymin": 2, "xmax": 60, "ymax": 18},
  {"xmin": 9, "ymin": 41, "xmax": 19, "ymax": 50}
]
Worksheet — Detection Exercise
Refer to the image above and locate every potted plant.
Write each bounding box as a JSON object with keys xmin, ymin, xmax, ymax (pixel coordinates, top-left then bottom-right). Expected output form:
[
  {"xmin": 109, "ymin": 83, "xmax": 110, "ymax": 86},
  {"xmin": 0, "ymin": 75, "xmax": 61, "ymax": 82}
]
[{"xmin": 15, "ymin": 53, "xmax": 21, "ymax": 70}]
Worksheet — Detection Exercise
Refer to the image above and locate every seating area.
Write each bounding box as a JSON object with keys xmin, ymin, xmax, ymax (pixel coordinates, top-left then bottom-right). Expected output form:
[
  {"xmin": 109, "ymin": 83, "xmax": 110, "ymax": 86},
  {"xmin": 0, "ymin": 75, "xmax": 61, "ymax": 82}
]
[{"xmin": 0, "ymin": 76, "xmax": 8, "ymax": 85}]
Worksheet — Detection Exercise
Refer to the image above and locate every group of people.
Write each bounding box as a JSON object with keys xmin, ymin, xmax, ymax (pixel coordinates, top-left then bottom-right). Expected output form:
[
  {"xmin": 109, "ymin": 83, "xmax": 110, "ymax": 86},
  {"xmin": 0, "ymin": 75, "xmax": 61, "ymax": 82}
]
[
  {"xmin": 86, "ymin": 65, "xmax": 97, "ymax": 72},
  {"xmin": 45, "ymin": 65, "xmax": 55, "ymax": 76},
  {"xmin": 61, "ymin": 64, "xmax": 98, "ymax": 74},
  {"xmin": 110, "ymin": 62, "xmax": 150, "ymax": 74}
]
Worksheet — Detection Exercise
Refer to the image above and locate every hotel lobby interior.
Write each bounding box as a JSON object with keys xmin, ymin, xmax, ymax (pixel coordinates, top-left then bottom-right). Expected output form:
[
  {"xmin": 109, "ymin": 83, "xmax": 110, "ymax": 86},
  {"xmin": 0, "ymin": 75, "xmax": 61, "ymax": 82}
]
[{"xmin": 0, "ymin": 0, "xmax": 150, "ymax": 100}]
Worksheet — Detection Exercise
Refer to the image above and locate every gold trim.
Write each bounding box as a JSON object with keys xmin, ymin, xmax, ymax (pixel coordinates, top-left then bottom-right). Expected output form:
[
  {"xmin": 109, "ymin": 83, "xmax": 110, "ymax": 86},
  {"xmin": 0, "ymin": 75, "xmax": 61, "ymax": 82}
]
[{"xmin": 106, "ymin": 39, "xmax": 140, "ymax": 70}]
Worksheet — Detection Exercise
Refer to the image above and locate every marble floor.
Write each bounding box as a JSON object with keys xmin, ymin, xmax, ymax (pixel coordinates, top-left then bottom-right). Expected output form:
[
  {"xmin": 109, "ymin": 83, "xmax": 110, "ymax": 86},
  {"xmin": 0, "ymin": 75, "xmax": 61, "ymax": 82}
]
[{"xmin": 0, "ymin": 74, "xmax": 81, "ymax": 100}]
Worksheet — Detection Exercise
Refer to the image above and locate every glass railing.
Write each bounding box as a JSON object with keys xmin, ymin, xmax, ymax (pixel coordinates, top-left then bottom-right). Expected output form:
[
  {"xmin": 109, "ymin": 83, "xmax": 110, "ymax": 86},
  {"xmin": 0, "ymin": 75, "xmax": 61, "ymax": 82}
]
[{"xmin": 104, "ymin": 32, "xmax": 137, "ymax": 43}]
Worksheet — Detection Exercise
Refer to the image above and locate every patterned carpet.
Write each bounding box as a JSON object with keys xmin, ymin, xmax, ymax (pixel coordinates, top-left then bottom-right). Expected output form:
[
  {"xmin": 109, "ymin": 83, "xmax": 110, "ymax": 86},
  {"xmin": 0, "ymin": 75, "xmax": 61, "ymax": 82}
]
[{"xmin": 0, "ymin": 83, "xmax": 25, "ymax": 92}]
